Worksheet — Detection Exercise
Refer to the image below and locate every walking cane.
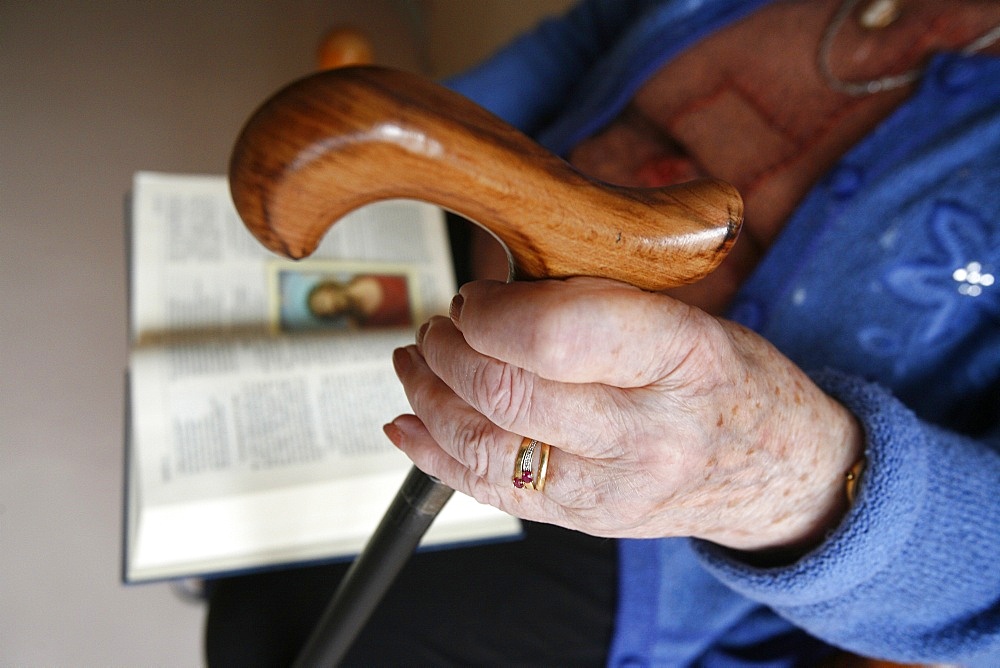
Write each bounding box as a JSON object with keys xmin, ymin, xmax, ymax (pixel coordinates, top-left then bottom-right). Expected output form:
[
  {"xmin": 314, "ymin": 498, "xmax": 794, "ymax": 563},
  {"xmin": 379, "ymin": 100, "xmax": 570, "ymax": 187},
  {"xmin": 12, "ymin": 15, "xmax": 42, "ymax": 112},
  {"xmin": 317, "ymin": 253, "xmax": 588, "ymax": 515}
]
[{"xmin": 229, "ymin": 65, "xmax": 743, "ymax": 666}]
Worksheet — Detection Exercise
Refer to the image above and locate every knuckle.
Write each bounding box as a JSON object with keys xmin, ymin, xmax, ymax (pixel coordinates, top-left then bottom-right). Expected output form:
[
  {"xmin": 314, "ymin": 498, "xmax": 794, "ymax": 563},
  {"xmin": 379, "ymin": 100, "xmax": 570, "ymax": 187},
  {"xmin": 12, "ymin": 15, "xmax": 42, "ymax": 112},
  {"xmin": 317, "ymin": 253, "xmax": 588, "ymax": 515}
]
[
  {"xmin": 469, "ymin": 357, "xmax": 533, "ymax": 429},
  {"xmin": 524, "ymin": 308, "xmax": 578, "ymax": 377},
  {"xmin": 451, "ymin": 416, "xmax": 496, "ymax": 479}
]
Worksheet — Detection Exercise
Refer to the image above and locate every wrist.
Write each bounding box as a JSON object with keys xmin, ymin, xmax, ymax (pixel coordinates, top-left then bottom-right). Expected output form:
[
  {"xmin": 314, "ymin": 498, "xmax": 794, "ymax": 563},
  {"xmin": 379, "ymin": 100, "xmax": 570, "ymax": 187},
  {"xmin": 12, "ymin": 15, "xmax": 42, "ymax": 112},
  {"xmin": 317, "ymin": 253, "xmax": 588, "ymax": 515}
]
[{"xmin": 743, "ymin": 400, "xmax": 865, "ymax": 566}]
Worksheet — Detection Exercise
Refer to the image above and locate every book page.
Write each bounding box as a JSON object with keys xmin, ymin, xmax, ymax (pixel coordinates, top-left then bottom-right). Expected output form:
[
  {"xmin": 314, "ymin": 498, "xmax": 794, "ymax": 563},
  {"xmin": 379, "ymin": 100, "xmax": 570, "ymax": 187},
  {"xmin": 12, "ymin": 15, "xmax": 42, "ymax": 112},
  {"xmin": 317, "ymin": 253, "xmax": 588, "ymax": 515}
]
[
  {"xmin": 129, "ymin": 172, "xmax": 454, "ymax": 342},
  {"xmin": 129, "ymin": 331, "xmax": 411, "ymax": 507},
  {"xmin": 128, "ymin": 172, "xmax": 458, "ymax": 502},
  {"xmin": 129, "ymin": 469, "xmax": 517, "ymax": 581},
  {"xmin": 125, "ymin": 172, "xmax": 520, "ymax": 581}
]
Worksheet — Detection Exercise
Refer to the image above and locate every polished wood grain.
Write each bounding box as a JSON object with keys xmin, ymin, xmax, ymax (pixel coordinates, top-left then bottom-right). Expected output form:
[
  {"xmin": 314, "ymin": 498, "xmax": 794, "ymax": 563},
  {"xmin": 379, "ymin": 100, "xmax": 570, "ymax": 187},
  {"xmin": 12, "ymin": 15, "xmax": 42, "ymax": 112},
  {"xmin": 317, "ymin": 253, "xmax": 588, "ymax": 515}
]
[{"xmin": 229, "ymin": 66, "xmax": 743, "ymax": 291}]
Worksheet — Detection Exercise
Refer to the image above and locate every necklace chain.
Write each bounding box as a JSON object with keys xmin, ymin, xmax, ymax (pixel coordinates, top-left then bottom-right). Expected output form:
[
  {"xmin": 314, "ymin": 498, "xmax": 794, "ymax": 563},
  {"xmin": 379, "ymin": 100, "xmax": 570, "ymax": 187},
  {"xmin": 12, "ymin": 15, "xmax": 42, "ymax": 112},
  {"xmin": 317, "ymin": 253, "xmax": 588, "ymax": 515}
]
[{"xmin": 819, "ymin": 0, "xmax": 1000, "ymax": 96}]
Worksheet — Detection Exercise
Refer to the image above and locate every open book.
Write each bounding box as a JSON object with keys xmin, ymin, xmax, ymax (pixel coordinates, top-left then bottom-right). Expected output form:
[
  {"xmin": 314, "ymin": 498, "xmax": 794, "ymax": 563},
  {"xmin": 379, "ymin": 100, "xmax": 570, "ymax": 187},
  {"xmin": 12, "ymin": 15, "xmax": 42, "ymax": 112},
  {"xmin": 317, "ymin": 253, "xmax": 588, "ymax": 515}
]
[{"xmin": 123, "ymin": 172, "xmax": 520, "ymax": 583}]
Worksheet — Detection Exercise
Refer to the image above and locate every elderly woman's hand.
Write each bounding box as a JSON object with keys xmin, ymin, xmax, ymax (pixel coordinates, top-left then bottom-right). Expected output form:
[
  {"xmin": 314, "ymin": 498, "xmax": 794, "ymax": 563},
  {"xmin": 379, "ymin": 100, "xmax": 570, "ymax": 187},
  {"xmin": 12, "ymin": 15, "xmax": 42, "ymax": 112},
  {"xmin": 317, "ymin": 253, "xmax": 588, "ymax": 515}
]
[{"xmin": 385, "ymin": 277, "xmax": 862, "ymax": 557}]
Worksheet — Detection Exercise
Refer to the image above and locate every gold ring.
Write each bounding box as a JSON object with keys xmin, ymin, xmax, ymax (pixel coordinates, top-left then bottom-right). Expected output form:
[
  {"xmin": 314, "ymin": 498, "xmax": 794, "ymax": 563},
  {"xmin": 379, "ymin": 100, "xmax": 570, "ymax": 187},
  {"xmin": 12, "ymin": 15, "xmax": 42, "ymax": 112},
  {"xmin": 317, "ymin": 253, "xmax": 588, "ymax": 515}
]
[
  {"xmin": 535, "ymin": 440, "xmax": 550, "ymax": 492},
  {"xmin": 512, "ymin": 436, "xmax": 550, "ymax": 491}
]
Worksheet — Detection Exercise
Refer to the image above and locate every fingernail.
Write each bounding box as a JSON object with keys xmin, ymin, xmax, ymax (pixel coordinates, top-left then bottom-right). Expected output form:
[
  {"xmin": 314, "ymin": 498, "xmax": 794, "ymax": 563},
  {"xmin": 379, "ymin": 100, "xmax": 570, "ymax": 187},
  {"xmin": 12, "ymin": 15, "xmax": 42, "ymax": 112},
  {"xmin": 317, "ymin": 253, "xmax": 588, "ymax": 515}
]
[
  {"xmin": 383, "ymin": 422, "xmax": 403, "ymax": 446},
  {"xmin": 392, "ymin": 346, "xmax": 411, "ymax": 375},
  {"xmin": 416, "ymin": 321, "xmax": 429, "ymax": 348},
  {"xmin": 449, "ymin": 293, "xmax": 464, "ymax": 324}
]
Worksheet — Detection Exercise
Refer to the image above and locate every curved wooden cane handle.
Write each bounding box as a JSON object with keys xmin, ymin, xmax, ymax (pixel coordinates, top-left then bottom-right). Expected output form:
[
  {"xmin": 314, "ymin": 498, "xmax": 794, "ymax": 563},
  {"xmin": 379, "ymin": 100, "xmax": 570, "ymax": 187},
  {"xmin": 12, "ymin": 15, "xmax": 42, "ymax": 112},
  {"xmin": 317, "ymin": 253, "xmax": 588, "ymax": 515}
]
[{"xmin": 230, "ymin": 66, "xmax": 743, "ymax": 291}]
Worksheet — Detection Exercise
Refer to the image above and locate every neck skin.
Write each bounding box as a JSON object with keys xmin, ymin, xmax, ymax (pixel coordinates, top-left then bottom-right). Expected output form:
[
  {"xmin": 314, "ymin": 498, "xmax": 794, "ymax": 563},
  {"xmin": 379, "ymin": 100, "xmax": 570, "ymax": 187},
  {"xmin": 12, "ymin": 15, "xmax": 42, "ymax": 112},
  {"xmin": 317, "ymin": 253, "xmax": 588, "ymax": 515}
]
[{"xmin": 563, "ymin": 0, "xmax": 1000, "ymax": 314}]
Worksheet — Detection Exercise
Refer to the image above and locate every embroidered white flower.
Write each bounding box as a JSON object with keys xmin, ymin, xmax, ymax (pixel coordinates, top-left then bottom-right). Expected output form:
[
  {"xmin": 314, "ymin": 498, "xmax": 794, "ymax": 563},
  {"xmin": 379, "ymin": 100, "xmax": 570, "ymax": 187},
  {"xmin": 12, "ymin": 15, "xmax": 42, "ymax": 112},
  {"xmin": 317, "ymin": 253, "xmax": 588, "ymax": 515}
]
[{"xmin": 952, "ymin": 261, "xmax": 995, "ymax": 297}]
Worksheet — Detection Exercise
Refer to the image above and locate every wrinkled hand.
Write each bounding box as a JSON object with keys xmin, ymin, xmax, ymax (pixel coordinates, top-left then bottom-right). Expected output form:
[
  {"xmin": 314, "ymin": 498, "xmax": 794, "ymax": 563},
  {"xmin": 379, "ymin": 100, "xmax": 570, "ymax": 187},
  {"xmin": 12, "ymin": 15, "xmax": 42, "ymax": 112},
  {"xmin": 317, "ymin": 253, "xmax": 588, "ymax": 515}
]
[{"xmin": 385, "ymin": 278, "xmax": 861, "ymax": 555}]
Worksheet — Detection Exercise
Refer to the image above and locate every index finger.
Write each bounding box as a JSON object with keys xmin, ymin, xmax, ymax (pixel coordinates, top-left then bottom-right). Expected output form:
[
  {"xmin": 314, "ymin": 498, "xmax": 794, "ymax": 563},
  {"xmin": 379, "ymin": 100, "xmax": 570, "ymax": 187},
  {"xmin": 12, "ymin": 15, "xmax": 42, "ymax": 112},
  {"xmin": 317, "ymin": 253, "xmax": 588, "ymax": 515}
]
[{"xmin": 451, "ymin": 277, "xmax": 710, "ymax": 386}]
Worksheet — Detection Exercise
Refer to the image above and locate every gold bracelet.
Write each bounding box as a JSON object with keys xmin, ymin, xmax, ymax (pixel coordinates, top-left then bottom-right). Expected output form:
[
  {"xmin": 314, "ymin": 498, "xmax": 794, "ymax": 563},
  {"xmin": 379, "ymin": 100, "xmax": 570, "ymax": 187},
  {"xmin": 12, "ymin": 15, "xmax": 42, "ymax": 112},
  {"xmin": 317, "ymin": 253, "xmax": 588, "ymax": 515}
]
[{"xmin": 845, "ymin": 457, "xmax": 866, "ymax": 505}]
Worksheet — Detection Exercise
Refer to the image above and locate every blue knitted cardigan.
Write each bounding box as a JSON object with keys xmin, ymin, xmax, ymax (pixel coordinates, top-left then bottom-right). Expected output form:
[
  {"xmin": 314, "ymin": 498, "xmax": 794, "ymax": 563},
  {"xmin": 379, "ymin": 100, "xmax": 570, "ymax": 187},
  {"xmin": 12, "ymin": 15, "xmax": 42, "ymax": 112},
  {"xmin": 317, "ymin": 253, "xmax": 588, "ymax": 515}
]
[{"xmin": 447, "ymin": 1, "xmax": 1000, "ymax": 665}]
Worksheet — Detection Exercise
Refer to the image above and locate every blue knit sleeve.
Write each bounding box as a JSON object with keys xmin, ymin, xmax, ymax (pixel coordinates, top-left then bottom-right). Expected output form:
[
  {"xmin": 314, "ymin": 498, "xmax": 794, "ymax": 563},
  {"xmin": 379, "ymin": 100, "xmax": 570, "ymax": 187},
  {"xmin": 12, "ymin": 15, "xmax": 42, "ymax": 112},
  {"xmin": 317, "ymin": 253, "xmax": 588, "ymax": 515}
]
[
  {"xmin": 442, "ymin": 0, "xmax": 656, "ymax": 134},
  {"xmin": 692, "ymin": 370, "xmax": 1000, "ymax": 666}
]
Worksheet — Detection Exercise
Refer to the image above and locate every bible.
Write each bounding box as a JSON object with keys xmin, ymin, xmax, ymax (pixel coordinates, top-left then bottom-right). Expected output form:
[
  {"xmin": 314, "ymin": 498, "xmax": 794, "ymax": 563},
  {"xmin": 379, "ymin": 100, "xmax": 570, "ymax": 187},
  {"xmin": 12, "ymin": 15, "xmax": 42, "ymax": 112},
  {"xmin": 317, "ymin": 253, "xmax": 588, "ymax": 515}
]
[{"xmin": 122, "ymin": 172, "xmax": 520, "ymax": 583}]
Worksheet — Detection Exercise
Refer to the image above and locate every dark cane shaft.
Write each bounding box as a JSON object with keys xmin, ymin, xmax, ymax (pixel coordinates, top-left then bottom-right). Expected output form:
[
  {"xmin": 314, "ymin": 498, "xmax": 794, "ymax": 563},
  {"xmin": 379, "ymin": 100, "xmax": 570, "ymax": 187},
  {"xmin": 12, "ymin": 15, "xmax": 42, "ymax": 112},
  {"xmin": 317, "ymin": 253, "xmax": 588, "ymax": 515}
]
[
  {"xmin": 229, "ymin": 65, "xmax": 743, "ymax": 667},
  {"xmin": 293, "ymin": 468, "xmax": 452, "ymax": 667}
]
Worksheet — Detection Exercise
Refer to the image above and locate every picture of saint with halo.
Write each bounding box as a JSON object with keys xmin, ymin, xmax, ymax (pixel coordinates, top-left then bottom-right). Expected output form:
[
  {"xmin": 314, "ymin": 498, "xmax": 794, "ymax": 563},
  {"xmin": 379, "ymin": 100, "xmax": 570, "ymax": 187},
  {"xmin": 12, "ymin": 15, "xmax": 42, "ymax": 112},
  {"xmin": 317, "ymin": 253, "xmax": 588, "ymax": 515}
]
[{"xmin": 275, "ymin": 265, "xmax": 414, "ymax": 332}]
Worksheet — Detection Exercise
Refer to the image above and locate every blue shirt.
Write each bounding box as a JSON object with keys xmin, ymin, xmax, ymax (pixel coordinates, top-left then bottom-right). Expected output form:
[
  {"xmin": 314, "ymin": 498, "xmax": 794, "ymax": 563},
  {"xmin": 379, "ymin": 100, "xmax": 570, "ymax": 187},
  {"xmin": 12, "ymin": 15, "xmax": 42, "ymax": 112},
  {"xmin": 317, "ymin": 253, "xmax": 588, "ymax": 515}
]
[{"xmin": 447, "ymin": 2, "xmax": 1000, "ymax": 665}]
